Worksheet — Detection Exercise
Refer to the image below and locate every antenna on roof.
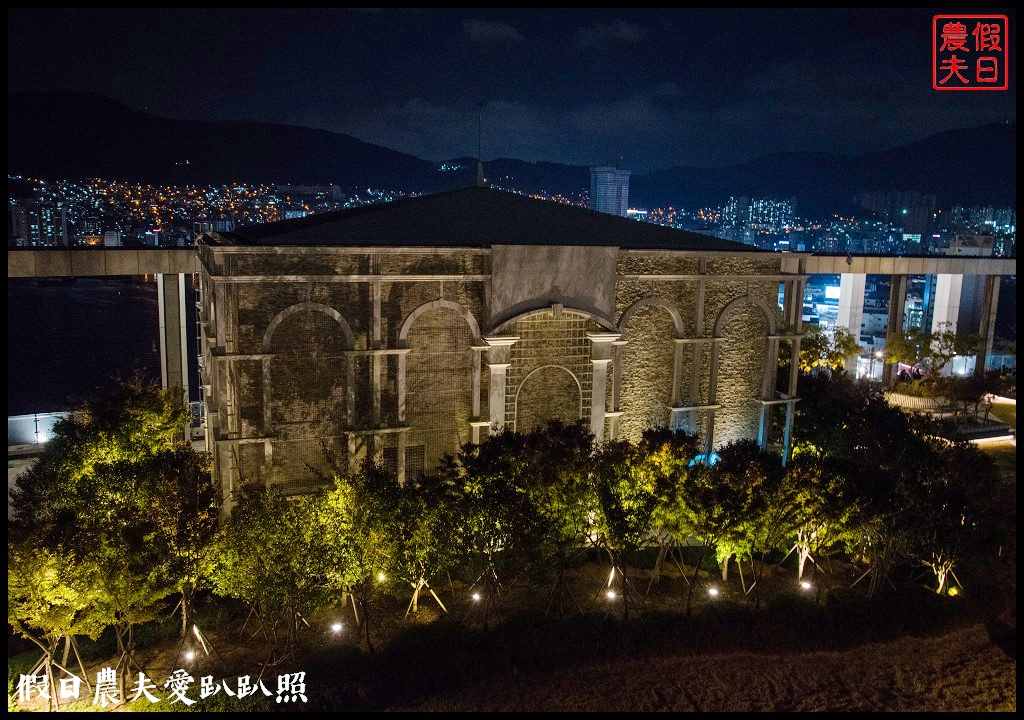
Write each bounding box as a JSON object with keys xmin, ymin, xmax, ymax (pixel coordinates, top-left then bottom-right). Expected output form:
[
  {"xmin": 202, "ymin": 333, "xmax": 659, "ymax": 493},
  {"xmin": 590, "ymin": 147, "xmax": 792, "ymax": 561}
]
[{"xmin": 475, "ymin": 102, "xmax": 486, "ymax": 188}]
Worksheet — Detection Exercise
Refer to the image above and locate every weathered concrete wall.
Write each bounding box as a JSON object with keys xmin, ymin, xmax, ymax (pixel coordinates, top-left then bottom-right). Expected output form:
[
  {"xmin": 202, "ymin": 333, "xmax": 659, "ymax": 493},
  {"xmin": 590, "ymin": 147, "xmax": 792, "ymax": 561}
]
[
  {"xmin": 491, "ymin": 245, "xmax": 617, "ymax": 328},
  {"xmin": 201, "ymin": 245, "xmax": 789, "ymax": 498}
]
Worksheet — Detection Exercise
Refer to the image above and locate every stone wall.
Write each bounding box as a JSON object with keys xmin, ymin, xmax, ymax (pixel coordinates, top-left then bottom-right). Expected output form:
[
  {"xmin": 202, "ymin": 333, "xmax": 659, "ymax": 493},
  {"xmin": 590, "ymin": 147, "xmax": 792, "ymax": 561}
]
[{"xmin": 200, "ymin": 246, "xmax": 792, "ymax": 500}]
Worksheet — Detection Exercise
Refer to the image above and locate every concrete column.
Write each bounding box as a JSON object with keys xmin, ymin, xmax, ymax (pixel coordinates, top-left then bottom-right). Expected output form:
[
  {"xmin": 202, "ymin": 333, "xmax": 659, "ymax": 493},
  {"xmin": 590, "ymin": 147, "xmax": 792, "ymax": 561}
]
[
  {"xmin": 836, "ymin": 273, "xmax": 866, "ymax": 374},
  {"xmin": 761, "ymin": 337, "xmax": 780, "ymax": 399},
  {"xmin": 397, "ymin": 431, "xmax": 406, "ymax": 484},
  {"xmin": 671, "ymin": 340, "xmax": 683, "ymax": 405},
  {"xmin": 882, "ymin": 274, "xmax": 908, "ymax": 386},
  {"xmin": 783, "ymin": 278, "xmax": 805, "ymax": 465},
  {"xmin": 931, "ymin": 274, "xmax": 963, "ymax": 335},
  {"xmin": 371, "ymin": 354, "xmax": 381, "ymax": 425},
  {"xmin": 705, "ymin": 340, "xmax": 722, "ymax": 455},
  {"xmin": 347, "ymin": 357, "xmax": 356, "ymax": 425},
  {"xmin": 590, "ymin": 360, "xmax": 611, "ymax": 442},
  {"xmin": 690, "ymin": 273, "xmax": 707, "ymax": 436},
  {"xmin": 483, "ymin": 336, "xmax": 518, "ymax": 430},
  {"xmin": 587, "ymin": 333, "xmax": 620, "ymax": 444},
  {"xmin": 262, "ymin": 357, "xmax": 272, "ymax": 434},
  {"xmin": 757, "ymin": 404, "xmax": 769, "ymax": 449},
  {"xmin": 975, "ymin": 275, "xmax": 1001, "ymax": 375},
  {"xmin": 471, "ymin": 348, "xmax": 482, "ymax": 418},
  {"xmin": 157, "ymin": 273, "xmax": 190, "ymax": 405},
  {"xmin": 612, "ymin": 340, "xmax": 626, "ymax": 412}
]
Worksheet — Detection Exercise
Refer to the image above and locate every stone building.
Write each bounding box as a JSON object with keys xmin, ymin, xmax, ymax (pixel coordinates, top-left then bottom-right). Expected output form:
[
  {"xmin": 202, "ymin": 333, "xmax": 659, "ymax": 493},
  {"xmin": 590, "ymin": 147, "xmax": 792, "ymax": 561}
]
[{"xmin": 196, "ymin": 187, "xmax": 805, "ymax": 510}]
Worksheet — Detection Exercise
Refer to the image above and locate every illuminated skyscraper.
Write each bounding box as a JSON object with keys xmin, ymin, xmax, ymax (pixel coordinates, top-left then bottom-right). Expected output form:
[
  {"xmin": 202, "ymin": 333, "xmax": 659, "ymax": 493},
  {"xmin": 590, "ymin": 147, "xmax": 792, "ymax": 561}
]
[{"xmin": 589, "ymin": 164, "xmax": 631, "ymax": 217}]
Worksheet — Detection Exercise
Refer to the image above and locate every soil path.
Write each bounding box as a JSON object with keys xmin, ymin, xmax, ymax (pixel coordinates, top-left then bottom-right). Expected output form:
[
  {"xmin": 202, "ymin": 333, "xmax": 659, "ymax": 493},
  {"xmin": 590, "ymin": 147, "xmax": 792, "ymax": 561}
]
[{"xmin": 398, "ymin": 623, "xmax": 1015, "ymax": 711}]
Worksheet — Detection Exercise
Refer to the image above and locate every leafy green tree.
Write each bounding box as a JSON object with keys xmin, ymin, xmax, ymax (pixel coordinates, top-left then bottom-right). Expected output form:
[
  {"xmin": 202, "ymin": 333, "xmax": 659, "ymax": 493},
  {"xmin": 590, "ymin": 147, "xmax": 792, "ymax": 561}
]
[
  {"xmin": 798, "ymin": 325, "xmax": 862, "ymax": 374},
  {"xmin": 144, "ymin": 448, "xmax": 219, "ymax": 637},
  {"xmin": 322, "ymin": 460, "xmax": 409, "ymax": 649},
  {"xmin": 397, "ymin": 468, "xmax": 470, "ymax": 617},
  {"xmin": 911, "ymin": 441, "xmax": 999, "ymax": 593},
  {"xmin": 10, "ymin": 373, "xmax": 190, "ymax": 534},
  {"xmin": 518, "ymin": 421, "xmax": 595, "ymax": 614},
  {"xmin": 451, "ymin": 430, "xmax": 549, "ymax": 621},
  {"xmin": 644, "ymin": 429, "xmax": 701, "ymax": 585},
  {"xmin": 213, "ymin": 486, "xmax": 347, "ymax": 655},
  {"xmin": 783, "ymin": 458, "xmax": 857, "ymax": 582},
  {"xmin": 589, "ymin": 439, "xmax": 668, "ymax": 618},
  {"xmin": 885, "ymin": 323, "xmax": 980, "ymax": 386},
  {"xmin": 7, "ymin": 545, "xmax": 105, "ymax": 710},
  {"xmin": 8, "ymin": 376, "xmax": 199, "ymax": 692}
]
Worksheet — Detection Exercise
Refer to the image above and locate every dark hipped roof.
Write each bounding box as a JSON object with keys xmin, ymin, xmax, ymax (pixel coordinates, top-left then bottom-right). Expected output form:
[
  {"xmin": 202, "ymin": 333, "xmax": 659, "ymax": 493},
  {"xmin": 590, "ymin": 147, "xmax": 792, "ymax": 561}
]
[{"xmin": 207, "ymin": 186, "xmax": 757, "ymax": 251}]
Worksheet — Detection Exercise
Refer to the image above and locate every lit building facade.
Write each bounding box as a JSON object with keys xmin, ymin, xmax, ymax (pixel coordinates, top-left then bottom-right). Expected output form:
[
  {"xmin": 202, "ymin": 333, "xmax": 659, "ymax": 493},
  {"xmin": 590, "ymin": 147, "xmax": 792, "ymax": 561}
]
[
  {"xmin": 589, "ymin": 165, "xmax": 631, "ymax": 217},
  {"xmin": 196, "ymin": 187, "xmax": 806, "ymax": 511}
]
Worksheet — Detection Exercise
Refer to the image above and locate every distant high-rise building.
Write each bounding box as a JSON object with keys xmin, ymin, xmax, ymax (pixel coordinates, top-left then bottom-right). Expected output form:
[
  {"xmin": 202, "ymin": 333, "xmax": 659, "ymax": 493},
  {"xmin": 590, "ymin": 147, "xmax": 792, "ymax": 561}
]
[
  {"xmin": 7, "ymin": 200, "xmax": 67, "ymax": 246},
  {"xmin": 103, "ymin": 230, "xmax": 122, "ymax": 247},
  {"xmin": 589, "ymin": 164, "xmax": 630, "ymax": 217}
]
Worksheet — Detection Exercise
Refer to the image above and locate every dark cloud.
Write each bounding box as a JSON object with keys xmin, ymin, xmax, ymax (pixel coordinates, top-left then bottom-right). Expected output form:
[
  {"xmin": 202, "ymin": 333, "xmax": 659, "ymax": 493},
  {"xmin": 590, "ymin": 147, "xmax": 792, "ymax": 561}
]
[
  {"xmin": 576, "ymin": 19, "xmax": 645, "ymax": 48},
  {"xmin": 462, "ymin": 19, "xmax": 524, "ymax": 44},
  {"xmin": 7, "ymin": 8, "xmax": 1015, "ymax": 171}
]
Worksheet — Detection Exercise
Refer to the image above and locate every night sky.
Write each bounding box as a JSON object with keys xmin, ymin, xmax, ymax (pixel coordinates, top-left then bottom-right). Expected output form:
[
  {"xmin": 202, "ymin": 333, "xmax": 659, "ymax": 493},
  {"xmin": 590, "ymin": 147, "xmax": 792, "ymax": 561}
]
[{"xmin": 8, "ymin": 8, "xmax": 1016, "ymax": 171}]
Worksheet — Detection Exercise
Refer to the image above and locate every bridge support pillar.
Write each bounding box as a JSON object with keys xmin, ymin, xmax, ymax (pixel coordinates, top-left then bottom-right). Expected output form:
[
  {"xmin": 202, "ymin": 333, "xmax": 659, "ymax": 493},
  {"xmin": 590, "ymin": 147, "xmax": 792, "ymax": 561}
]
[
  {"xmin": 976, "ymin": 275, "xmax": 1001, "ymax": 375},
  {"xmin": 882, "ymin": 274, "xmax": 907, "ymax": 386},
  {"xmin": 157, "ymin": 273, "xmax": 190, "ymax": 405},
  {"xmin": 836, "ymin": 273, "xmax": 866, "ymax": 374}
]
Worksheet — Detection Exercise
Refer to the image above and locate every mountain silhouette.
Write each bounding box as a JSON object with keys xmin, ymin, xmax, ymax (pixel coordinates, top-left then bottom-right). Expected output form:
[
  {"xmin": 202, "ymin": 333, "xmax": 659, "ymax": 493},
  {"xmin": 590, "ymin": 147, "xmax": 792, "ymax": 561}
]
[{"xmin": 8, "ymin": 91, "xmax": 1015, "ymax": 211}]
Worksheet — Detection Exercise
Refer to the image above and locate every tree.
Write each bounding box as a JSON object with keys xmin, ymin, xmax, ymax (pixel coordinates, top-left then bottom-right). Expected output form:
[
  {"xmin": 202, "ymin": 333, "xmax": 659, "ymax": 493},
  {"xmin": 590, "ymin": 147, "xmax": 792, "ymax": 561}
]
[
  {"xmin": 322, "ymin": 460, "xmax": 408, "ymax": 649},
  {"xmin": 144, "ymin": 448, "xmax": 219, "ymax": 637},
  {"xmin": 8, "ymin": 375, "xmax": 197, "ymax": 694},
  {"xmin": 397, "ymin": 468, "xmax": 469, "ymax": 618},
  {"xmin": 449, "ymin": 430, "xmax": 549, "ymax": 624},
  {"xmin": 589, "ymin": 439, "xmax": 667, "ymax": 619},
  {"xmin": 213, "ymin": 486, "xmax": 347, "ymax": 660},
  {"xmin": 783, "ymin": 458, "xmax": 857, "ymax": 582},
  {"xmin": 798, "ymin": 325, "xmax": 862, "ymax": 374},
  {"xmin": 7, "ymin": 545, "xmax": 104, "ymax": 710},
  {"xmin": 885, "ymin": 323, "xmax": 980, "ymax": 386},
  {"xmin": 912, "ymin": 441, "xmax": 999, "ymax": 593},
  {"xmin": 518, "ymin": 421, "xmax": 595, "ymax": 615}
]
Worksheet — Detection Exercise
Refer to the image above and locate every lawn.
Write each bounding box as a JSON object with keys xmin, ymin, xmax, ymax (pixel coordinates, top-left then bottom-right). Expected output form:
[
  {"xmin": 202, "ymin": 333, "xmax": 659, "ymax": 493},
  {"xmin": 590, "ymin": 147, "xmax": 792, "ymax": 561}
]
[{"xmin": 989, "ymin": 402, "xmax": 1017, "ymax": 430}]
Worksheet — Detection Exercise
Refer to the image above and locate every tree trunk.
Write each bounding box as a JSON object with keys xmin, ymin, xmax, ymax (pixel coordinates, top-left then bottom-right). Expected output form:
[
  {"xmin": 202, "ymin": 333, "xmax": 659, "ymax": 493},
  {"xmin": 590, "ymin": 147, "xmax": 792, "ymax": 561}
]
[
  {"xmin": 61, "ymin": 635, "xmax": 71, "ymax": 667},
  {"xmin": 684, "ymin": 544, "xmax": 710, "ymax": 615}
]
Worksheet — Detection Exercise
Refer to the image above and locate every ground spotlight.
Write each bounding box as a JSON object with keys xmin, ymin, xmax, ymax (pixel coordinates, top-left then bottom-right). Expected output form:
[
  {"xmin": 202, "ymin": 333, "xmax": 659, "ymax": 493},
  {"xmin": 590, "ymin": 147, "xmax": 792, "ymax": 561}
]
[
  {"xmin": 948, "ymin": 586, "xmax": 959, "ymax": 597},
  {"xmin": 471, "ymin": 592, "xmax": 481, "ymax": 602},
  {"xmin": 184, "ymin": 650, "xmax": 195, "ymax": 661},
  {"xmin": 377, "ymin": 572, "xmax": 387, "ymax": 583},
  {"xmin": 707, "ymin": 587, "xmax": 719, "ymax": 597},
  {"xmin": 800, "ymin": 581, "xmax": 812, "ymax": 591},
  {"xmin": 606, "ymin": 589, "xmax": 617, "ymax": 600}
]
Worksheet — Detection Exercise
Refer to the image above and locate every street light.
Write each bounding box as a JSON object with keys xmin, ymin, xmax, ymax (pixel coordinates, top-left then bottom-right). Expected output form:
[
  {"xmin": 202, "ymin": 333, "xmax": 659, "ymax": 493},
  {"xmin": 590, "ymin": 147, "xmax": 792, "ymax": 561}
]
[{"xmin": 870, "ymin": 349, "xmax": 883, "ymax": 379}]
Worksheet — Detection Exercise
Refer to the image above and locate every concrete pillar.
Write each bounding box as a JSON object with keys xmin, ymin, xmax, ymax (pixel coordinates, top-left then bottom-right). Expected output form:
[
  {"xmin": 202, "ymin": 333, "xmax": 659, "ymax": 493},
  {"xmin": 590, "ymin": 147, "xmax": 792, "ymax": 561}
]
[
  {"xmin": 611, "ymin": 340, "xmax": 626, "ymax": 412},
  {"xmin": 836, "ymin": 273, "xmax": 866, "ymax": 374},
  {"xmin": 690, "ymin": 273, "xmax": 707, "ymax": 437},
  {"xmin": 587, "ymin": 333, "xmax": 619, "ymax": 444},
  {"xmin": 931, "ymin": 274, "xmax": 963, "ymax": 335},
  {"xmin": 397, "ymin": 431, "xmax": 406, "ymax": 483},
  {"xmin": 484, "ymin": 336, "xmax": 518, "ymax": 430},
  {"xmin": 783, "ymin": 278, "xmax": 805, "ymax": 465},
  {"xmin": 882, "ymin": 274, "xmax": 908, "ymax": 386},
  {"xmin": 975, "ymin": 275, "xmax": 1000, "ymax": 375},
  {"xmin": 157, "ymin": 273, "xmax": 190, "ymax": 404},
  {"xmin": 590, "ymin": 360, "xmax": 611, "ymax": 442}
]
